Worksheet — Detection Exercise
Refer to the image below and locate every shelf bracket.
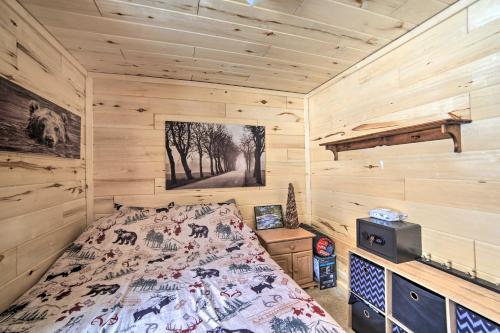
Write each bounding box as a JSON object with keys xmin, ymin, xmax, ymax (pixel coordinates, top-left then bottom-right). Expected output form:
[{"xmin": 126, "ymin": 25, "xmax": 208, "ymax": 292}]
[
  {"xmin": 441, "ymin": 123, "xmax": 462, "ymax": 153},
  {"xmin": 326, "ymin": 145, "xmax": 339, "ymax": 161}
]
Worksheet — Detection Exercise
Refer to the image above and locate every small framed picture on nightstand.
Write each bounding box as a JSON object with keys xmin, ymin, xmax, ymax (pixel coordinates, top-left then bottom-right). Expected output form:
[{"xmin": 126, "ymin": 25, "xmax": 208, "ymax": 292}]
[{"xmin": 254, "ymin": 205, "xmax": 284, "ymax": 230}]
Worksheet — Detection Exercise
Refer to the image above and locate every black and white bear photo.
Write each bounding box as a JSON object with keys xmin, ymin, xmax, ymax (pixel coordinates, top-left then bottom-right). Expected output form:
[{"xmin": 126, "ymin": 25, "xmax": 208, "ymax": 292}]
[
  {"xmin": 26, "ymin": 100, "xmax": 69, "ymax": 148},
  {"xmin": 0, "ymin": 77, "xmax": 81, "ymax": 158}
]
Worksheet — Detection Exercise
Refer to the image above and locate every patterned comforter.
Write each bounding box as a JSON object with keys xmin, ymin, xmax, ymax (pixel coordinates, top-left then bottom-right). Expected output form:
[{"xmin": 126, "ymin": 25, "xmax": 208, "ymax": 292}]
[{"xmin": 0, "ymin": 202, "xmax": 344, "ymax": 333}]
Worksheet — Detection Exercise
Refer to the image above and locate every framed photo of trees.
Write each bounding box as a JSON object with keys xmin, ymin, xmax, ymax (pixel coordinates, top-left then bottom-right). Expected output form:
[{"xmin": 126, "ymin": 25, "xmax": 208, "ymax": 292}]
[{"xmin": 165, "ymin": 121, "xmax": 266, "ymax": 190}]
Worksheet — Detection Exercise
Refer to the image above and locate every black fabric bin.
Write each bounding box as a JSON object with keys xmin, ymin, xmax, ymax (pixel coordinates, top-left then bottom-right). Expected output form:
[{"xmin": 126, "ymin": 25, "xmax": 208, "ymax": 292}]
[
  {"xmin": 392, "ymin": 273, "xmax": 447, "ymax": 333},
  {"xmin": 349, "ymin": 293, "xmax": 385, "ymax": 333}
]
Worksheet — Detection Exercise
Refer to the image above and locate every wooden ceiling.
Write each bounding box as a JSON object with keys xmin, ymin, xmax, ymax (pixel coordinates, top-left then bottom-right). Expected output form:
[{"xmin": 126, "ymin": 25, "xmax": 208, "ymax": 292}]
[{"xmin": 20, "ymin": 0, "xmax": 456, "ymax": 93}]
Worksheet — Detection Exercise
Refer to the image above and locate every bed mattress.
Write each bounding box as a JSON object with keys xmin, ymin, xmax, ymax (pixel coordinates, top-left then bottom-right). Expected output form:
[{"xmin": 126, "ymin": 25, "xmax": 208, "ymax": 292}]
[{"xmin": 0, "ymin": 202, "xmax": 344, "ymax": 333}]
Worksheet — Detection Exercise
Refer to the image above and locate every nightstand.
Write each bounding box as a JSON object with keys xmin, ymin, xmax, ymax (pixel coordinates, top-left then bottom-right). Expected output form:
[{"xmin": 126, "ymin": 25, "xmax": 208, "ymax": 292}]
[{"xmin": 256, "ymin": 227, "xmax": 315, "ymax": 288}]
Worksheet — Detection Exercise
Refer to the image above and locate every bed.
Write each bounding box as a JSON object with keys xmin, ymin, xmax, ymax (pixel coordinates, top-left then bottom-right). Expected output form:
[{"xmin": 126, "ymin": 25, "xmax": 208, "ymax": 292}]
[{"xmin": 0, "ymin": 202, "xmax": 345, "ymax": 333}]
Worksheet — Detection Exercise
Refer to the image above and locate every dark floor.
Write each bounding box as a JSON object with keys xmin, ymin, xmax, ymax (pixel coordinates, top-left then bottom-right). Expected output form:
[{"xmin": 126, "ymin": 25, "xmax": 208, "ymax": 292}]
[{"xmin": 307, "ymin": 285, "xmax": 349, "ymax": 331}]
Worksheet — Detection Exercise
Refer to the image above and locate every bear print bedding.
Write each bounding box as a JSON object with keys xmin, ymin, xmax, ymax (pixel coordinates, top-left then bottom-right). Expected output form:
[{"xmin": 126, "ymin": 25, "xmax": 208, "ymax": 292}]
[{"xmin": 0, "ymin": 203, "xmax": 344, "ymax": 333}]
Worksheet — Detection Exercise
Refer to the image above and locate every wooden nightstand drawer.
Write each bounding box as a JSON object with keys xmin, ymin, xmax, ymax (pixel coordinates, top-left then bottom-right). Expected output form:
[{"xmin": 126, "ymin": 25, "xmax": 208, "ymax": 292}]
[
  {"xmin": 266, "ymin": 238, "xmax": 312, "ymax": 255},
  {"xmin": 256, "ymin": 227, "xmax": 315, "ymax": 288}
]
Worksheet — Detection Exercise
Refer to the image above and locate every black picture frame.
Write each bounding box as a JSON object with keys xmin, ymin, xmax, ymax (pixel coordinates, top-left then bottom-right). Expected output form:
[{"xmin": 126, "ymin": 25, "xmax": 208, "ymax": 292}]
[
  {"xmin": 165, "ymin": 120, "xmax": 266, "ymax": 190},
  {"xmin": 254, "ymin": 205, "xmax": 284, "ymax": 230}
]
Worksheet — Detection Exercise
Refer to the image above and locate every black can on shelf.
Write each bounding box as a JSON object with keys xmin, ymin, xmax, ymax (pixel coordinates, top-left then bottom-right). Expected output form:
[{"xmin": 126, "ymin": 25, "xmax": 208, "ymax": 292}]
[{"xmin": 300, "ymin": 223, "xmax": 335, "ymax": 257}]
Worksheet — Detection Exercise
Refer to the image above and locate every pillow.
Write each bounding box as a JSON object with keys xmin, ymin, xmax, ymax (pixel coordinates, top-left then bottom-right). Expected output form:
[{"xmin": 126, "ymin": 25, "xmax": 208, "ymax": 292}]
[
  {"xmin": 113, "ymin": 201, "xmax": 175, "ymax": 213},
  {"xmin": 114, "ymin": 199, "xmax": 236, "ymax": 211},
  {"xmin": 218, "ymin": 198, "xmax": 237, "ymax": 205}
]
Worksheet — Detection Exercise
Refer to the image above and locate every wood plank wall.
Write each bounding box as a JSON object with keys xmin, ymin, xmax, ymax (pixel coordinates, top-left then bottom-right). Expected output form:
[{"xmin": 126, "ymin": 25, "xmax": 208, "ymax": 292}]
[
  {"xmin": 92, "ymin": 74, "xmax": 306, "ymax": 227},
  {"xmin": 307, "ymin": 0, "xmax": 500, "ymax": 289},
  {"xmin": 0, "ymin": 0, "xmax": 87, "ymax": 311}
]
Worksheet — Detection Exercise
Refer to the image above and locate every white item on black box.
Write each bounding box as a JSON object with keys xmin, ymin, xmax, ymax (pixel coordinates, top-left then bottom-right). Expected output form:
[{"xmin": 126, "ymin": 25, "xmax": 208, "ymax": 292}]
[{"xmin": 369, "ymin": 208, "xmax": 407, "ymax": 222}]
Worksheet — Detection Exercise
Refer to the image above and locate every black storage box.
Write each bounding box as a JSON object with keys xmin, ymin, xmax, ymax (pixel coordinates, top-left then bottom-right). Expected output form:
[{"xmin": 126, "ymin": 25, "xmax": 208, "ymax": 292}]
[
  {"xmin": 357, "ymin": 217, "xmax": 421, "ymax": 263},
  {"xmin": 313, "ymin": 254, "xmax": 336, "ymax": 289},
  {"xmin": 392, "ymin": 273, "xmax": 447, "ymax": 333},
  {"xmin": 349, "ymin": 293, "xmax": 385, "ymax": 333}
]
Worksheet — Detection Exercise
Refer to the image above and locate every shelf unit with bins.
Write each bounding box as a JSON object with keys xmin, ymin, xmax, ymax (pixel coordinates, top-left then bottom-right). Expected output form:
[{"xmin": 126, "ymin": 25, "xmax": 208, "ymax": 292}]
[{"xmin": 348, "ymin": 247, "xmax": 499, "ymax": 333}]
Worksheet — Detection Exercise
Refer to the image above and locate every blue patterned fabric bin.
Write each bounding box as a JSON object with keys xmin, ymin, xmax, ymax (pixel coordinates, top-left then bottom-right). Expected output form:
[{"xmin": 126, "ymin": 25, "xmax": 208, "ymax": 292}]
[
  {"xmin": 392, "ymin": 323, "xmax": 408, "ymax": 333},
  {"xmin": 350, "ymin": 253, "xmax": 385, "ymax": 311},
  {"xmin": 456, "ymin": 304, "xmax": 500, "ymax": 333}
]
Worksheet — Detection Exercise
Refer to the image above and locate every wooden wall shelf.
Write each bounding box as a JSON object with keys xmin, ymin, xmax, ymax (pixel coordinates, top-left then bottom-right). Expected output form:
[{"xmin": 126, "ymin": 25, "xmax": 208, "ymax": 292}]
[{"xmin": 320, "ymin": 119, "xmax": 471, "ymax": 160}]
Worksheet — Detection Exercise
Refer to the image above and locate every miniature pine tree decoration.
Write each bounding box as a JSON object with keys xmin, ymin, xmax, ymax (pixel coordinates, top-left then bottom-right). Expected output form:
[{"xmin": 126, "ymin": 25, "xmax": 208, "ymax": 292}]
[{"xmin": 285, "ymin": 183, "xmax": 300, "ymax": 229}]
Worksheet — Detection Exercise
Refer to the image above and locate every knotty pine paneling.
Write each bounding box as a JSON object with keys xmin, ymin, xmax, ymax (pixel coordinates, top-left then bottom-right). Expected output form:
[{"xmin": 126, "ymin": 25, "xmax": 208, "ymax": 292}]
[
  {"xmin": 0, "ymin": 0, "xmax": 87, "ymax": 311},
  {"xmin": 92, "ymin": 74, "xmax": 306, "ymax": 228},
  {"xmin": 19, "ymin": 0, "xmax": 455, "ymax": 92},
  {"xmin": 307, "ymin": 0, "xmax": 500, "ymax": 290}
]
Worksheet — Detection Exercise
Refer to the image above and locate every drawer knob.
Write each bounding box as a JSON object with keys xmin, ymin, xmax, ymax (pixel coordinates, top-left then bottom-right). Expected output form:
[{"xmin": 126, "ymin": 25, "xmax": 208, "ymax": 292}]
[
  {"xmin": 363, "ymin": 309, "xmax": 370, "ymax": 319},
  {"xmin": 289, "ymin": 244, "xmax": 296, "ymax": 250},
  {"xmin": 410, "ymin": 291, "xmax": 419, "ymax": 301},
  {"xmin": 363, "ymin": 267, "xmax": 369, "ymax": 274}
]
